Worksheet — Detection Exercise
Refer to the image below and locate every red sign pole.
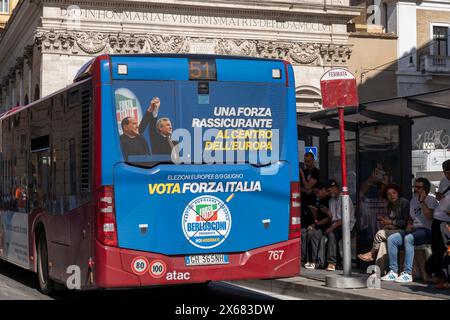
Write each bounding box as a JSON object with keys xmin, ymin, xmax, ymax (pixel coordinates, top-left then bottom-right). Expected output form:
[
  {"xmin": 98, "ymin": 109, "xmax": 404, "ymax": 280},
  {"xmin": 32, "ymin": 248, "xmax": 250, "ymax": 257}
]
[
  {"xmin": 338, "ymin": 106, "xmax": 352, "ymax": 277},
  {"xmin": 321, "ymin": 68, "xmax": 361, "ymax": 286},
  {"xmin": 338, "ymin": 107, "xmax": 348, "ymax": 194}
]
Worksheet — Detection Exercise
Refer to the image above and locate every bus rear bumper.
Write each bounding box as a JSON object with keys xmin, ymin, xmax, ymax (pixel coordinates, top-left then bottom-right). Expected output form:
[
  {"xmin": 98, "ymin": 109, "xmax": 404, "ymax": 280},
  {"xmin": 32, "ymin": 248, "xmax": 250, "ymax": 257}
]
[{"xmin": 94, "ymin": 239, "xmax": 300, "ymax": 288}]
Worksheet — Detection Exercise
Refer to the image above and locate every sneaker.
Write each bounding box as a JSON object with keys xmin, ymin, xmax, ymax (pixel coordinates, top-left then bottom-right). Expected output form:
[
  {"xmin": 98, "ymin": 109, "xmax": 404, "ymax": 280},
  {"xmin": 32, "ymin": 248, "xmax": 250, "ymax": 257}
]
[
  {"xmin": 395, "ymin": 272, "xmax": 413, "ymax": 283},
  {"xmin": 326, "ymin": 263, "xmax": 336, "ymax": 271},
  {"xmin": 381, "ymin": 270, "xmax": 398, "ymax": 281},
  {"xmin": 304, "ymin": 262, "xmax": 316, "ymax": 269}
]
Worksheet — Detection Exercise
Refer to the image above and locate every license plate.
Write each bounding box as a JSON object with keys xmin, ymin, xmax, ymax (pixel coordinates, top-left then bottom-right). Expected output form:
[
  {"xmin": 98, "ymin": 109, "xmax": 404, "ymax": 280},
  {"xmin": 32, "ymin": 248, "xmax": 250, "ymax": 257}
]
[{"xmin": 185, "ymin": 254, "xmax": 229, "ymax": 266}]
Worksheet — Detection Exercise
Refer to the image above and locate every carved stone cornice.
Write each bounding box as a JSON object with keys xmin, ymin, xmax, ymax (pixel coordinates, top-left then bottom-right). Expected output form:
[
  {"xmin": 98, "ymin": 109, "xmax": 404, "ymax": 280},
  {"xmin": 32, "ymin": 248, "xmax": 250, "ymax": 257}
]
[
  {"xmin": 24, "ymin": 45, "xmax": 34, "ymax": 67},
  {"xmin": 34, "ymin": 30, "xmax": 352, "ymax": 66},
  {"xmin": 15, "ymin": 57, "xmax": 24, "ymax": 77},
  {"xmin": 147, "ymin": 34, "xmax": 189, "ymax": 54},
  {"xmin": 0, "ymin": 77, "xmax": 9, "ymax": 88},
  {"xmin": 35, "ymin": 29, "xmax": 76, "ymax": 53},
  {"xmin": 7, "ymin": 68, "xmax": 16, "ymax": 85},
  {"xmin": 110, "ymin": 33, "xmax": 148, "ymax": 54}
]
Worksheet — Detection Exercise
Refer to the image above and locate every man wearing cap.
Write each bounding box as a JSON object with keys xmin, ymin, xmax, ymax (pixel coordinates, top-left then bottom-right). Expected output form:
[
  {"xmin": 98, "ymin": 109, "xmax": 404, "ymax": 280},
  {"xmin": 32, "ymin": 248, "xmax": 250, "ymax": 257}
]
[
  {"xmin": 321, "ymin": 180, "xmax": 355, "ymax": 271},
  {"xmin": 299, "ymin": 152, "xmax": 320, "ymax": 263}
]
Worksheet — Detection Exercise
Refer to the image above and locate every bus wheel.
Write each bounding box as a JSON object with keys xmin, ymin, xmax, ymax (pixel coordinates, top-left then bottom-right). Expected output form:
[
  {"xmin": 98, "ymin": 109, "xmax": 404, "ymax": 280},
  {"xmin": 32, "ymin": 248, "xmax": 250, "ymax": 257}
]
[{"xmin": 37, "ymin": 232, "xmax": 54, "ymax": 295}]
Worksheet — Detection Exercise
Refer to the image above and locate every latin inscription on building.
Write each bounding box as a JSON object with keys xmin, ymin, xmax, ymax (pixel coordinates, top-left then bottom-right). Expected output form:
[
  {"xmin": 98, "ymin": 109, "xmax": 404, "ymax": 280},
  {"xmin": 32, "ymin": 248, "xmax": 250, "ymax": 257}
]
[{"xmin": 60, "ymin": 9, "xmax": 332, "ymax": 33}]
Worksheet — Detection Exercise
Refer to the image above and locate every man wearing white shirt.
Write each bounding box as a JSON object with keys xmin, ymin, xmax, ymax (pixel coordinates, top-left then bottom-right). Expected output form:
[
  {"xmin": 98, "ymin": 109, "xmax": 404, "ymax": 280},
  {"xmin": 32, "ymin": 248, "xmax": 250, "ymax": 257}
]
[
  {"xmin": 382, "ymin": 178, "xmax": 437, "ymax": 283},
  {"xmin": 436, "ymin": 197, "xmax": 450, "ymax": 289},
  {"xmin": 321, "ymin": 180, "xmax": 355, "ymax": 271},
  {"xmin": 436, "ymin": 160, "xmax": 450, "ymax": 201},
  {"xmin": 426, "ymin": 160, "xmax": 450, "ymax": 281}
]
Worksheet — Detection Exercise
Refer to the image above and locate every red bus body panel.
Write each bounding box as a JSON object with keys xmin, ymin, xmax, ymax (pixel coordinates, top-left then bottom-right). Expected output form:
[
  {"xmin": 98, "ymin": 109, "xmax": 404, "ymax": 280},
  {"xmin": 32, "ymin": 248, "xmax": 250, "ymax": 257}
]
[{"xmin": 94, "ymin": 239, "xmax": 300, "ymax": 288}]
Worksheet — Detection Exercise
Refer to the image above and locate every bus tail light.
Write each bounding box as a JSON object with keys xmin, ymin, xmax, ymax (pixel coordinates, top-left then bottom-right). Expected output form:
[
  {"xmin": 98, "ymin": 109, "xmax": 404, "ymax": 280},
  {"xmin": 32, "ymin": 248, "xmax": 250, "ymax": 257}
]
[
  {"xmin": 283, "ymin": 60, "xmax": 291, "ymax": 87},
  {"xmin": 289, "ymin": 182, "xmax": 301, "ymax": 239},
  {"xmin": 97, "ymin": 185, "xmax": 118, "ymax": 247}
]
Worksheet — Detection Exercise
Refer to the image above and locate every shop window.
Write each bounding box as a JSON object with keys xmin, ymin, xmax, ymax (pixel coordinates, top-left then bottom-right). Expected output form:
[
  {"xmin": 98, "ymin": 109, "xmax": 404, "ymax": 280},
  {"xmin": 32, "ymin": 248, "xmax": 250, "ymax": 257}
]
[
  {"xmin": 357, "ymin": 125, "xmax": 401, "ymax": 251},
  {"xmin": 412, "ymin": 117, "xmax": 450, "ymax": 192}
]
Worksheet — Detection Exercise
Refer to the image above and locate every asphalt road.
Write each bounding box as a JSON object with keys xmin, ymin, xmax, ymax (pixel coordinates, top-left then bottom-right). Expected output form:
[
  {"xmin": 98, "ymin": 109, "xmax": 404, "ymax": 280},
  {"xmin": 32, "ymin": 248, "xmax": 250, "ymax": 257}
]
[{"xmin": 0, "ymin": 260, "xmax": 298, "ymax": 301}]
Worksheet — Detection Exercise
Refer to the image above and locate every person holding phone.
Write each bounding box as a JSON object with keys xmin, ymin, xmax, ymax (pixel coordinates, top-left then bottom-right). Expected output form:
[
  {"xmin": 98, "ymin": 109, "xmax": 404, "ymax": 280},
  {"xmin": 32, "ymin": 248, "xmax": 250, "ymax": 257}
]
[
  {"xmin": 358, "ymin": 184, "xmax": 409, "ymax": 262},
  {"xmin": 382, "ymin": 178, "xmax": 438, "ymax": 283},
  {"xmin": 304, "ymin": 183, "xmax": 332, "ymax": 269},
  {"xmin": 300, "ymin": 152, "xmax": 320, "ymax": 263}
]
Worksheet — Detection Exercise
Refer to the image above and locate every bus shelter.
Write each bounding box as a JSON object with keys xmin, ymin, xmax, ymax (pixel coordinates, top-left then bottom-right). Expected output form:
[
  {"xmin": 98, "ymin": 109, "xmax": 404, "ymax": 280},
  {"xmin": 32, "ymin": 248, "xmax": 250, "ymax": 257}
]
[{"xmin": 298, "ymin": 88, "xmax": 450, "ymax": 257}]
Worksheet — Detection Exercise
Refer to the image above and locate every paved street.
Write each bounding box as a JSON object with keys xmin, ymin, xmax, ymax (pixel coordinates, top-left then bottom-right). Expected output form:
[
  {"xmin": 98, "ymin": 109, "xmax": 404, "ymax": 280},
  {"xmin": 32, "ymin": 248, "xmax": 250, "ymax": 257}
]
[
  {"xmin": 0, "ymin": 0, "xmax": 450, "ymax": 308},
  {"xmin": 0, "ymin": 260, "xmax": 300, "ymax": 300}
]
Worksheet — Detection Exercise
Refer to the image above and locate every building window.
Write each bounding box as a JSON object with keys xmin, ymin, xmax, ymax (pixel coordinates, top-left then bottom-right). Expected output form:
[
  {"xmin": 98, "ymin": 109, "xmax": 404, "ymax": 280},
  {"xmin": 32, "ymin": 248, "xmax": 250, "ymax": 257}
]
[
  {"xmin": 296, "ymin": 86, "xmax": 322, "ymax": 113},
  {"xmin": 433, "ymin": 26, "xmax": 448, "ymax": 56},
  {"xmin": 0, "ymin": 0, "xmax": 9, "ymax": 14}
]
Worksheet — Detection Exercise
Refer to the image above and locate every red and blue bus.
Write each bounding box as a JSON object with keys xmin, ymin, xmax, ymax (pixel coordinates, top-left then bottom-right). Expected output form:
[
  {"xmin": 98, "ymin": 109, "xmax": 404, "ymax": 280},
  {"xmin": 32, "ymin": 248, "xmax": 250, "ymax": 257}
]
[{"xmin": 0, "ymin": 54, "xmax": 300, "ymax": 294}]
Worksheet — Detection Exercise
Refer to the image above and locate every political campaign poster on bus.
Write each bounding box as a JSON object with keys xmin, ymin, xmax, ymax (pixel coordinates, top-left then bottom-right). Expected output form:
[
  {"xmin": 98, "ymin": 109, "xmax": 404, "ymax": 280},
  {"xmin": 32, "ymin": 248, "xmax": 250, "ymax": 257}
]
[
  {"xmin": 113, "ymin": 81, "xmax": 283, "ymax": 166},
  {"xmin": 0, "ymin": 210, "xmax": 29, "ymax": 269},
  {"xmin": 111, "ymin": 79, "xmax": 290, "ymax": 255}
]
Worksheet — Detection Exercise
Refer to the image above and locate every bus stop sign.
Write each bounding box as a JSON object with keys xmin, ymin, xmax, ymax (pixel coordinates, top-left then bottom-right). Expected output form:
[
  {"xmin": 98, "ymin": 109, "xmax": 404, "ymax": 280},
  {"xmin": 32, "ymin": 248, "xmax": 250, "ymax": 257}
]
[{"xmin": 320, "ymin": 69, "xmax": 359, "ymax": 109}]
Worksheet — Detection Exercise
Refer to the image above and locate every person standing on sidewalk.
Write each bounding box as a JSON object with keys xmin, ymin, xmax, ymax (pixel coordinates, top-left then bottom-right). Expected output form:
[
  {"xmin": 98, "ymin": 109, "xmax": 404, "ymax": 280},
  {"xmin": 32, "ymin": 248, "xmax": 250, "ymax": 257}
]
[
  {"xmin": 435, "ymin": 160, "xmax": 450, "ymax": 202},
  {"xmin": 358, "ymin": 184, "xmax": 410, "ymax": 262},
  {"xmin": 300, "ymin": 152, "xmax": 320, "ymax": 263},
  {"xmin": 436, "ymin": 197, "xmax": 450, "ymax": 289},
  {"xmin": 304, "ymin": 183, "xmax": 331, "ymax": 269},
  {"xmin": 426, "ymin": 160, "xmax": 450, "ymax": 282},
  {"xmin": 322, "ymin": 179, "xmax": 355, "ymax": 271},
  {"xmin": 381, "ymin": 178, "xmax": 438, "ymax": 283}
]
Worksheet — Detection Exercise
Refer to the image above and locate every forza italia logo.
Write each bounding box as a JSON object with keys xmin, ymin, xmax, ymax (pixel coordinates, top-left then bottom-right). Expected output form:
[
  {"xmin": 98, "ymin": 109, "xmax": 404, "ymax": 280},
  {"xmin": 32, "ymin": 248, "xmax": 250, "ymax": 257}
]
[{"xmin": 182, "ymin": 196, "xmax": 231, "ymax": 249}]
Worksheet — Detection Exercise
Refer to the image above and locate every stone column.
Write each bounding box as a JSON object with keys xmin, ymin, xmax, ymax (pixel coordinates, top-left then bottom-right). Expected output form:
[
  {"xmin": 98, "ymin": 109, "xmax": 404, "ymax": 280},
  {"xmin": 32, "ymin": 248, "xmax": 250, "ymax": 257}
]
[
  {"xmin": 0, "ymin": 80, "xmax": 7, "ymax": 112},
  {"xmin": 15, "ymin": 57, "xmax": 24, "ymax": 106},
  {"xmin": 24, "ymin": 45, "xmax": 34, "ymax": 105},
  {"xmin": 8, "ymin": 68, "xmax": 16, "ymax": 107}
]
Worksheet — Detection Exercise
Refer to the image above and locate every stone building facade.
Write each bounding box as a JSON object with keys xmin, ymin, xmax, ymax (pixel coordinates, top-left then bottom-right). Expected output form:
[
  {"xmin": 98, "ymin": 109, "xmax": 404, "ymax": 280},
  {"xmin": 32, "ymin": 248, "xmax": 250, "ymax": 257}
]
[
  {"xmin": 346, "ymin": 0, "xmax": 398, "ymax": 103},
  {"xmin": 385, "ymin": 0, "xmax": 450, "ymax": 95},
  {"xmin": 0, "ymin": 0, "xmax": 360, "ymax": 114},
  {"xmin": 346, "ymin": 0, "xmax": 450, "ymax": 100}
]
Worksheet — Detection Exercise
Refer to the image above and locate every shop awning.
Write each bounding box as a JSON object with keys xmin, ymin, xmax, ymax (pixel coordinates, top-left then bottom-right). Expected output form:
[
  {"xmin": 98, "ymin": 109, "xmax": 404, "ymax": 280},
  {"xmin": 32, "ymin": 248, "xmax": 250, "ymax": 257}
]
[{"xmin": 299, "ymin": 88, "xmax": 450, "ymax": 129}]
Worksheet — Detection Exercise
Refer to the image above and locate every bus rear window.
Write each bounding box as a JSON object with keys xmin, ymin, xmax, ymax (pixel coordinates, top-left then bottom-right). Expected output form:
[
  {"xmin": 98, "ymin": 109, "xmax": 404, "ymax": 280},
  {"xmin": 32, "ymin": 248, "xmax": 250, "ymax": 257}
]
[{"xmin": 113, "ymin": 80, "xmax": 285, "ymax": 166}]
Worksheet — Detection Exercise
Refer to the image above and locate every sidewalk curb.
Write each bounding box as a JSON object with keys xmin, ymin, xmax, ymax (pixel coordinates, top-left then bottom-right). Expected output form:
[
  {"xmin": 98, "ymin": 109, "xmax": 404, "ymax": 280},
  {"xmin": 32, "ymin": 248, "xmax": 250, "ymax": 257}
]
[
  {"xmin": 229, "ymin": 276, "xmax": 444, "ymax": 300},
  {"xmin": 230, "ymin": 278, "xmax": 376, "ymax": 300}
]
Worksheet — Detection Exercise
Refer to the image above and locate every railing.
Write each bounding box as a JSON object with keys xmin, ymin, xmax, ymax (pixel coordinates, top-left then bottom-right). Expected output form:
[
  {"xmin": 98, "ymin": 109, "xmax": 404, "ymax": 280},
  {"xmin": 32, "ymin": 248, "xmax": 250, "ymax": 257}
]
[{"xmin": 420, "ymin": 55, "xmax": 450, "ymax": 74}]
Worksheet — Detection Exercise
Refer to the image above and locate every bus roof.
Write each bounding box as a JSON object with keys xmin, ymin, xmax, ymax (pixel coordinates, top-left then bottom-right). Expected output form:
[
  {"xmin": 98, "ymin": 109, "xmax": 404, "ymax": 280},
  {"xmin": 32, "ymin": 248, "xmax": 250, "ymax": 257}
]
[
  {"xmin": 74, "ymin": 54, "xmax": 290, "ymax": 82},
  {"xmin": 108, "ymin": 53, "xmax": 285, "ymax": 63},
  {"xmin": 0, "ymin": 78, "xmax": 91, "ymax": 122}
]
